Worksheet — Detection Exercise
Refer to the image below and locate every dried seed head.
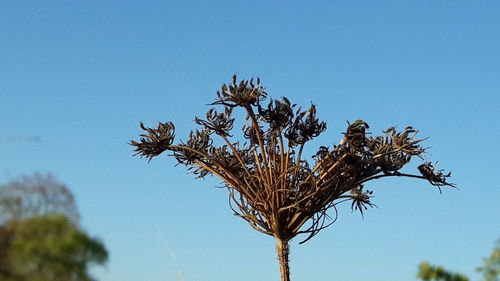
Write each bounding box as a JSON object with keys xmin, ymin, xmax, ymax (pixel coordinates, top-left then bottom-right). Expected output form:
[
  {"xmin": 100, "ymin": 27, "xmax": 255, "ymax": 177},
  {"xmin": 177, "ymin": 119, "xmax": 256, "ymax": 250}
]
[
  {"xmin": 418, "ymin": 162, "xmax": 455, "ymax": 191},
  {"xmin": 130, "ymin": 122, "xmax": 175, "ymax": 161},
  {"xmin": 212, "ymin": 75, "xmax": 267, "ymax": 108},
  {"xmin": 195, "ymin": 108, "xmax": 234, "ymax": 137},
  {"xmin": 285, "ymin": 104, "xmax": 326, "ymax": 146},
  {"xmin": 350, "ymin": 185, "xmax": 376, "ymax": 217}
]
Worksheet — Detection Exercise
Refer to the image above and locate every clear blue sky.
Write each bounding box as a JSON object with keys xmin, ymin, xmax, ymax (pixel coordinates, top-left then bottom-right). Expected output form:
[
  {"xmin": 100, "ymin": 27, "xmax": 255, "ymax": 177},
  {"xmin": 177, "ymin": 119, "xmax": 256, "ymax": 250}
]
[{"xmin": 1, "ymin": 1, "xmax": 499, "ymax": 281}]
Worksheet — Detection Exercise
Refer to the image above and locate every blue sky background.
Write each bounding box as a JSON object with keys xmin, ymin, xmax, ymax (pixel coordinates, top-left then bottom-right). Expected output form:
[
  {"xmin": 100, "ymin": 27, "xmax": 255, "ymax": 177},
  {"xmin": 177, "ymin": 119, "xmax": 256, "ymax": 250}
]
[{"xmin": 1, "ymin": 1, "xmax": 499, "ymax": 281}]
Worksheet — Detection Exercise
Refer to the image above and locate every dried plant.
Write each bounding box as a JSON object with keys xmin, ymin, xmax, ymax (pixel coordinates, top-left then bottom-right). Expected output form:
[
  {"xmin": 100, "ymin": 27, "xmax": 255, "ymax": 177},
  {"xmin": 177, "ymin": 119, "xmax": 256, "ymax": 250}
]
[{"xmin": 130, "ymin": 75, "xmax": 455, "ymax": 281}]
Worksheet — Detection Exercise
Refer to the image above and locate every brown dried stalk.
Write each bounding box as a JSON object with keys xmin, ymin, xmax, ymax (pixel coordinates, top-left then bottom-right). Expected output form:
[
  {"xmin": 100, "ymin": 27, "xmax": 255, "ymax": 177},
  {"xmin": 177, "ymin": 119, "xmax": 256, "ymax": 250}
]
[{"xmin": 130, "ymin": 75, "xmax": 455, "ymax": 281}]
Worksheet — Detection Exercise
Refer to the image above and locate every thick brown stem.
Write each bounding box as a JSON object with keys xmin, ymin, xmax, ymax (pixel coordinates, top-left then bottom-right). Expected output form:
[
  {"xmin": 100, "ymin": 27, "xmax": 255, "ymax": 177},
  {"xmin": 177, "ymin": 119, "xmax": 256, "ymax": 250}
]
[{"xmin": 276, "ymin": 238, "xmax": 290, "ymax": 281}]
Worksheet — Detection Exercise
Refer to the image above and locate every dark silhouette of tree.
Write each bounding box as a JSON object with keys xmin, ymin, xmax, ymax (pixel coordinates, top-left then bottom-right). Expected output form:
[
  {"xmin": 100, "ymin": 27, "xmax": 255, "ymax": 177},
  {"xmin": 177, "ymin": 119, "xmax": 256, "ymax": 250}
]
[{"xmin": 131, "ymin": 75, "xmax": 455, "ymax": 281}]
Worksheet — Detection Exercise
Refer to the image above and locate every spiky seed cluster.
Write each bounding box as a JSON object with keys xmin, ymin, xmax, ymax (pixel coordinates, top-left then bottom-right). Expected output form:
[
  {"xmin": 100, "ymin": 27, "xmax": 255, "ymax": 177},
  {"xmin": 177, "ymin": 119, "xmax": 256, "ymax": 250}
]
[
  {"xmin": 173, "ymin": 129, "xmax": 212, "ymax": 166},
  {"xmin": 350, "ymin": 185, "xmax": 375, "ymax": 216},
  {"xmin": 131, "ymin": 75, "xmax": 455, "ymax": 243},
  {"xmin": 212, "ymin": 75, "xmax": 267, "ymax": 108},
  {"xmin": 258, "ymin": 98, "xmax": 294, "ymax": 132},
  {"xmin": 284, "ymin": 105, "xmax": 326, "ymax": 147},
  {"xmin": 130, "ymin": 122, "xmax": 175, "ymax": 162},
  {"xmin": 418, "ymin": 162, "xmax": 455, "ymax": 192},
  {"xmin": 344, "ymin": 119, "xmax": 369, "ymax": 149},
  {"xmin": 195, "ymin": 108, "xmax": 234, "ymax": 137}
]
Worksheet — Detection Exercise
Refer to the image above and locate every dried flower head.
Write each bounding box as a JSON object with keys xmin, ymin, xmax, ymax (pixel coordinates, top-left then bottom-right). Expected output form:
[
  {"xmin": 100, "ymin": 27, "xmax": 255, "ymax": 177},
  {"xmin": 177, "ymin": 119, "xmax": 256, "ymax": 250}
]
[
  {"xmin": 130, "ymin": 122, "xmax": 175, "ymax": 162},
  {"xmin": 131, "ymin": 75, "xmax": 456, "ymax": 281}
]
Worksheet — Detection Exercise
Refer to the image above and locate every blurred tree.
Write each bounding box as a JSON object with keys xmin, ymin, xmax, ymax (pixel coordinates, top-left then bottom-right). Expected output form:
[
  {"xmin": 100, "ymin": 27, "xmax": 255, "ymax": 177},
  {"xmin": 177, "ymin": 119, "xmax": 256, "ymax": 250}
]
[
  {"xmin": 131, "ymin": 75, "xmax": 455, "ymax": 281},
  {"xmin": 2, "ymin": 214, "xmax": 107, "ymax": 281},
  {"xmin": 0, "ymin": 174, "xmax": 107, "ymax": 281},
  {"xmin": 477, "ymin": 239, "xmax": 500, "ymax": 281},
  {"xmin": 0, "ymin": 225, "xmax": 14, "ymax": 278},
  {"xmin": 0, "ymin": 173, "xmax": 79, "ymax": 225},
  {"xmin": 418, "ymin": 262, "xmax": 469, "ymax": 281}
]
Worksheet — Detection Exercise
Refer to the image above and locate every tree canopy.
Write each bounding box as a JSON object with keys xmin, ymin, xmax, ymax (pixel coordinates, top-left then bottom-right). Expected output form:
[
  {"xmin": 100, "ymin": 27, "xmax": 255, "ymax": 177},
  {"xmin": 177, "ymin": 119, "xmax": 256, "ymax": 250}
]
[
  {"xmin": 0, "ymin": 174, "xmax": 108, "ymax": 281},
  {"xmin": 418, "ymin": 262, "xmax": 469, "ymax": 281},
  {"xmin": 2, "ymin": 214, "xmax": 107, "ymax": 281},
  {"xmin": 477, "ymin": 240, "xmax": 500, "ymax": 281},
  {"xmin": 0, "ymin": 173, "xmax": 79, "ymax": 225},
  {"xmin": 418, "ymin": 239, "xmax": 500, "ymax": 281}
]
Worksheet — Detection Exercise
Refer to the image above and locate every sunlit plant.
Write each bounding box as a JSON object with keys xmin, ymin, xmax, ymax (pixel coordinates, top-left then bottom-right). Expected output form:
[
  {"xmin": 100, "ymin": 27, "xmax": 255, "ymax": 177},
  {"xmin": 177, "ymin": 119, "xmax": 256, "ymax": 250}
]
[{"xmin": 130, "ymin": 75, "xmax": 454, "ymax": 281}]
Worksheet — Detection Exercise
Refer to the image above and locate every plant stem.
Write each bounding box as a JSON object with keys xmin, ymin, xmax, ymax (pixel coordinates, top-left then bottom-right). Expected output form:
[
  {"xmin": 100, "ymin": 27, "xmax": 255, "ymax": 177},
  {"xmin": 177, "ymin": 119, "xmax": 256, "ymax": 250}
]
[{"xmin": 276, "ymin": 238, "xmax": 291, "ymax": 281}]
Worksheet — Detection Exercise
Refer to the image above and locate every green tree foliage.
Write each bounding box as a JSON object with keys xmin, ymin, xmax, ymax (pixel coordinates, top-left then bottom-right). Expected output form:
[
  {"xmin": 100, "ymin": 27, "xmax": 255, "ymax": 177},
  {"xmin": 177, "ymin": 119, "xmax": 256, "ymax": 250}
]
[
  {"xmin": 418, "ymin": 262, "xmax": 469, "ymax": 281},
  {"xmin": 0, "ymin": 225, "xmax": 14, "ymax": 277},
  {"xmin": 0, "ymin": 174, "xmax": 108, "ymax": 281},
  {"xmin": 2, "ymin": 214, "xmax": 107, "ymax": 281},
  {"xmin": 477, "ymin": 240, "xmax": 500, "ymax": 281}
]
